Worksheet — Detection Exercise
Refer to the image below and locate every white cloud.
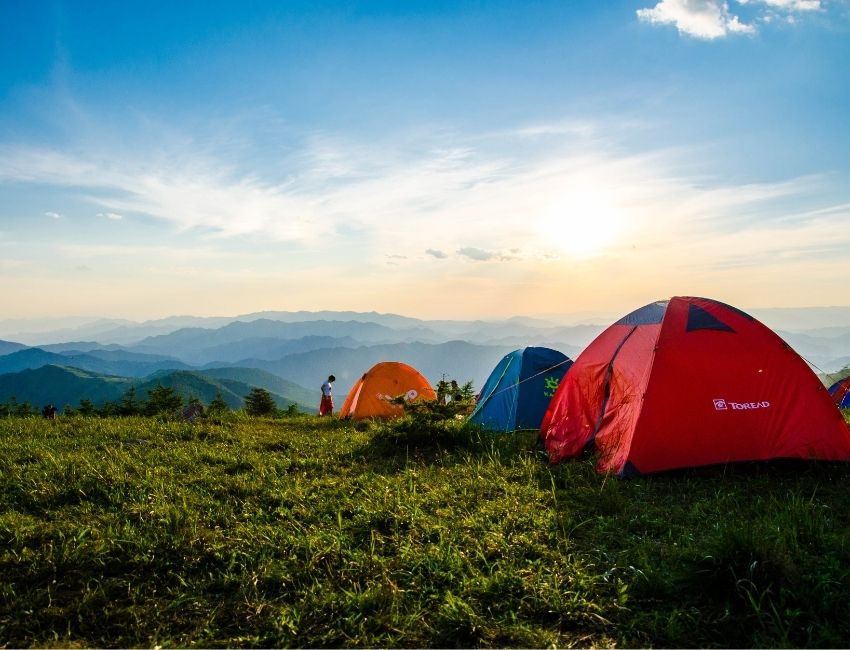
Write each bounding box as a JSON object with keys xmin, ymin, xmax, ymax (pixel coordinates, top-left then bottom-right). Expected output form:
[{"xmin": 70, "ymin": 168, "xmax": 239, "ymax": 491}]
[
  {"xmin": 96, "ymin": 212, "xmax": 123, "ymax": 220},
  {"xmin": 45, "ymin": 211, "xmax": 63, "ymax": 219},
  {"xmin": 637, "ymin": 0, "xmax": 755, "ymax": 39},
  {"xmin": 2, "ymin": 120, "xmax": 848, "ymax": 289},
  {"xmin": 638, "ymin": 0, "xmax": 826, "ymax": 38}
]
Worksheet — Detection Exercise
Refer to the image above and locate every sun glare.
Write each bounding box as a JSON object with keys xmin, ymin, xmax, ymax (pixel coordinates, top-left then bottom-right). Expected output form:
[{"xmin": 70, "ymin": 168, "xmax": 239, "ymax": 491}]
[{"xmin": 537, "ymin": 189, "xmax": 624, "ymax": 259}]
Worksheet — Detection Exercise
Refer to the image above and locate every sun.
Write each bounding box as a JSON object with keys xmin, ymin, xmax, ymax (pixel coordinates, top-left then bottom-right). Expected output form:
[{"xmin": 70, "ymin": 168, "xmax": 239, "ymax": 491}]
[{"xmin": 537, "ymin": 189, "xmax": 624, "ymax": 259}]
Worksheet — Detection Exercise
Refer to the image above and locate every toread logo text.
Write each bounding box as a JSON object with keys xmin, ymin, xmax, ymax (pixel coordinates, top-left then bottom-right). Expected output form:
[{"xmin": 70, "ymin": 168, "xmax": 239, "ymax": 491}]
[{"xmin": 713, "ymin": 398, "xmax": 770, "ymax": 411}]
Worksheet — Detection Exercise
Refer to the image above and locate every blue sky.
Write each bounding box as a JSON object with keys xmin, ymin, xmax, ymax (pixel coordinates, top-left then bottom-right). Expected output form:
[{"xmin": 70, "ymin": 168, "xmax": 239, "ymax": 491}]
[{"xmin": 1, "ymin": 0, "xmax": 848, "ymax": 321}]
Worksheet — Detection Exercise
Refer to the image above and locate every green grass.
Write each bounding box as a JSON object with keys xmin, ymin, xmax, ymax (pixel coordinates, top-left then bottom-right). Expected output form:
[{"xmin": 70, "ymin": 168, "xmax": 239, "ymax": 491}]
[{"xmin": 1, "ymin": 411, "xmax": 850, "ymax": 647}]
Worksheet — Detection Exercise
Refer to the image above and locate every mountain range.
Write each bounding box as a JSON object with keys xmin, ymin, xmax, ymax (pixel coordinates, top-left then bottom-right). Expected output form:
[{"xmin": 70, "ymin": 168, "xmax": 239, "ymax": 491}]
[
  {"xmin": 0, "ymin": 365, "xmax": 317, "ymax": 413},
  {"xmin": 0, "ymin": 308, "xmax": 848, "ymax": 412}
]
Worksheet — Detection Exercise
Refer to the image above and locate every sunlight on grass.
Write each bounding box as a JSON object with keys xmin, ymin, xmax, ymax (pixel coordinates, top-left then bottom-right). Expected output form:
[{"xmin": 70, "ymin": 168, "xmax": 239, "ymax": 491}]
[{"xmin": 1, "ymin": 414, "xmax": 850, "ymax": 647}]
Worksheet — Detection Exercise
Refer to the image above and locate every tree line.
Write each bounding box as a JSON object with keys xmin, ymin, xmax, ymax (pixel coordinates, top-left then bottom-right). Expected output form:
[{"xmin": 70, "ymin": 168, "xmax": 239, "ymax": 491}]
[{"xmin": 0, "ymin": 386, "xmax": 295, "ymax": 418}]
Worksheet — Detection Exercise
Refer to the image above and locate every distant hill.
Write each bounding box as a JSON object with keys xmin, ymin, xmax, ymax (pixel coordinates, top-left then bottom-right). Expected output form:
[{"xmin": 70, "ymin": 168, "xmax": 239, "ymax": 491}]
[
  {"xmin": 3, "ymin": 309, "xmax": 848, "ymax": 387},
  {"xmin": 225, "ymin": 340, "xmax": 524, "ymax": 397},
  {"xmin": 130, "ymin": 319, "xmax": 442, "ymax": 362},
  {"xmin": 0, "ymin": 365, "xmax": 317, "ymax": 413},
  {"xmin": 39, "ymin": 341, "xmax": 124, "ymax": 353},
  {"xmin": 135, "ymin": 370, "xmax": 316, "ymax": 412},
  {"xmin": 776, "ymin": 330, "xmax": 850, "ymax": 373},
  {"xmin": 0, "ymin": 365, "xmax": 131, "ymax": 407},
  {"xmin": 750, "ymin": 307, "xmax": 850, "ymax": 332},
  {"xmin": 0, "ymin": 349, "xmax": 97, "ymax": 375},
  {"xmin": 167, "ymin": 335, "xmax": 361, "ymax": 365},
  {"xmin": 0, "ymin": 347, "xmax": 191, "ymax": 378},
  {"xmin": 0, "ymin": 340, "xmax": 27, "ymax": 356},
  {"xmin": 200, "ymin": 367, "xmax": 316, "ymax": 407},
  {"xmin": 7, "ymin": 306, "xmax": 850, "ymax": 348},
  {"xmin": 0, "ymin": 311, "xmax": 436, "ymax": 345}
]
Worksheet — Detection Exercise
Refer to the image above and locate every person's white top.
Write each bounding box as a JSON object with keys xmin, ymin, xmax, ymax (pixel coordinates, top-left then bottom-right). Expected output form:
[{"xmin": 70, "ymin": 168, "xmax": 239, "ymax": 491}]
[{"xmin": 321, "ymin": 381, "xmax": 333, "ymax": 397}]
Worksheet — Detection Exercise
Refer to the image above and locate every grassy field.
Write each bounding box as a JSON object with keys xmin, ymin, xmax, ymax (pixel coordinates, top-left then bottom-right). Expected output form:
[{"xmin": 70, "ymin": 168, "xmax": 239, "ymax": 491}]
[{"xmin": 2, "ymin": 411, "xmax": 850, "ymax": 647}]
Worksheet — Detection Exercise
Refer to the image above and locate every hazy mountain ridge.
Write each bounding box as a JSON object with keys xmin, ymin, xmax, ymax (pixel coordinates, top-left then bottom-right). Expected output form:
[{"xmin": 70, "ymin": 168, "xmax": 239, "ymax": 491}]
[
  {"xmin": 189, "ymin": 335, "xmax": 361, "ymax": 365},
  {"xmin": 0, "ymin": 341, "xmax": 27, "ymax": 356},
  {"xmin": 7, "ymin": 305, "xmax": 850, "ymax": 347},
  {"xmin": 776, "ymin": 330, "xmax": 850, "ymax": 374},
  {"xmin": 200, "ymin": 367, "xmax": 317, "ymax": 407},
  {"xmin": 0, "ymin": 365, "xmax": 317, "ymax": 412},
  {"xmin": 129, "ymin": 319, "xmax": 441, "ymax": 360},
  {"xmin": 221, "ymin": 340, "xmax": 521, "ymax": 397},
  {"xmin": 0, "ymin": 348, "xmax": 191, "ymax": 378},
  {"xmin": 1, "ymin": 308, "xmax": 848, "ymax": 408}
]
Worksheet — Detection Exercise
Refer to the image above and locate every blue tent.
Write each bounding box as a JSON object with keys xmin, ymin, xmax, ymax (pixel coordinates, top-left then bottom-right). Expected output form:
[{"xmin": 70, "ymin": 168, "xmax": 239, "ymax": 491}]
[
  {"xmin": 469, "ymin": 346, "xmax": 573, "ymax": 432},
  {"xmin": 828, "ymin": 376, "xmax": 850, "ymax": 409}
]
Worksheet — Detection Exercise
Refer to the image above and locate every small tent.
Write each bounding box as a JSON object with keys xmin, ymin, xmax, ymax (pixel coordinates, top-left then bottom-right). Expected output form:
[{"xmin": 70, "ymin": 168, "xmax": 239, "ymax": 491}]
[
  {"xmin": 469, "ymin": 347, "xmax": 572, "ymax": 432},
  {"xmin": 541, "ymin": 296, "xmax": 850, "ymax": 476},
  {"xmin": 828, "ymin": 375, "xmax": 850, "ymax": 409},
  {"xmin": 338, "ymin": 361, "xmax": 436, "ymax": 420}
]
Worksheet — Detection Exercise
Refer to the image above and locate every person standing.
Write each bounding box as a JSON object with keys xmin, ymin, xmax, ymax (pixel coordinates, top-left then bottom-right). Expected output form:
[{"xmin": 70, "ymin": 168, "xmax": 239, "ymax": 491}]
[{"xmin": 319, "ymin": 375, "xmax": 336, "ymax": 416}]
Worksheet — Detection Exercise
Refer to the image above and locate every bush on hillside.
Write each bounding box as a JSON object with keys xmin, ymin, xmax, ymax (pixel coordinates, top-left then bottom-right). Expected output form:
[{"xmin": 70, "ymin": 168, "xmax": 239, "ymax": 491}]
[
  {"xmin": 119, "ymin": 386, "xmax": 142, "ymax": 416},
  {"xmin": 244, "ymin": 387, "xmax": 277, "ymax": 416},
  {"xmin": 0, "ymin": 396, "xmax": 37, "ymax": 417},
  {"xmin": 208, "ymin": 391, "xmax": 229, "ymax": 416},
  {"xmin": 144, "ymin": 384, "xmax": 184, "ymax": 417},
  {"xmin": 77, "ymin": 399, "xmax": 97, "ymax": 416},
  {"xmin": 372, "ymin": 380, "xmax": 481, "ymax": 449},
  {"xmin": 394, "ymin": 379, "xmax": 476, "ymax": 422}
]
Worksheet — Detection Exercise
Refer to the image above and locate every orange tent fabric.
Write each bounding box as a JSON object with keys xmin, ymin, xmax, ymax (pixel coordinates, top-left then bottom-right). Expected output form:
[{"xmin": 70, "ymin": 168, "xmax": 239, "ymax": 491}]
[{"xmin": 339, "ymin": 361, "xmax": 436, "ymax": 420}]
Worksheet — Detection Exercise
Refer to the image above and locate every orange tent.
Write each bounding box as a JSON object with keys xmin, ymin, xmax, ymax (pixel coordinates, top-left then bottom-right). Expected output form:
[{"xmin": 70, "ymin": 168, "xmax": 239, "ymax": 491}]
[{"xmin": 339, "ymin": 361, "xmax": 436, "ymax": 420}]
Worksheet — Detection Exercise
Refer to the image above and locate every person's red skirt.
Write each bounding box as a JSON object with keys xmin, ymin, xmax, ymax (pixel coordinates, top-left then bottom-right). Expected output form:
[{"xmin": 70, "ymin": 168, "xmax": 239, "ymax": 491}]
[{"xmin": 319, "ymin": 395, "xmax": 334, "ymax": 416}]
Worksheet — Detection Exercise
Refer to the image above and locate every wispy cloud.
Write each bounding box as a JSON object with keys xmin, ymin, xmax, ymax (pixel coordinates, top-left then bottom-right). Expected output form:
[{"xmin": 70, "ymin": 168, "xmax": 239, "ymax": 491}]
[
  {"xmin": 2, "ymin": 117, "xmax": 848, "ymax": 280},
  {"xmin": 45, "ymin": 211, "xmax": 63, "ymax": 219},
  {"xmin": 457, "ymin": 247, "xmax": 520, "ymax": 262},
  {"xmin": 96, "ymin": 212, "xmax": 123, "ymax": 220},
  {"xmin": 749, "ymin": 0, "xmax": 821, "ymax": 10}
]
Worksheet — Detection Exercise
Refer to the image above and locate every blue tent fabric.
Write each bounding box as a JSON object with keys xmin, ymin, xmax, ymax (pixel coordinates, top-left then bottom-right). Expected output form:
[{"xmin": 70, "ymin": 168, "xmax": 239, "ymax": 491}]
[
  {"xmin": 470, "ymin": 347, "xmax": 572, "ymax": 432},
  {"xmin": 828, "ymin": 377, "xmax": 850, "ymax": 409}
]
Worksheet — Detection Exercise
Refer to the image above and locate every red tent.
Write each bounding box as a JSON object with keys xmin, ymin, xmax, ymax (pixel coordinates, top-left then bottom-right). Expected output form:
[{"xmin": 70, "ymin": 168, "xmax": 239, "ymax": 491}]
[{"xmin": 541, "ymin": 297, "xmax": 850, "ymax": 476}]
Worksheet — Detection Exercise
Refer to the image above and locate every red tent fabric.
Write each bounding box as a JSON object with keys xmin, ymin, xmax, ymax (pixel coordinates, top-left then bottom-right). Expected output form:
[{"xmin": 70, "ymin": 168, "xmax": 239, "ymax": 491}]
[{"xmin": 541, "ymin": 297, "xmax": 850, "ymax": 476}]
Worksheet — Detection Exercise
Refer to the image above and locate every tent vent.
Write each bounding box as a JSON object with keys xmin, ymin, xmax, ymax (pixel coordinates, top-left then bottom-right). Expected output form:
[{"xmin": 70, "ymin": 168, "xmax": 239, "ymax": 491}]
[{"xmin": 686, "ymin": 303, "xmax": 735, "ymax": 333}]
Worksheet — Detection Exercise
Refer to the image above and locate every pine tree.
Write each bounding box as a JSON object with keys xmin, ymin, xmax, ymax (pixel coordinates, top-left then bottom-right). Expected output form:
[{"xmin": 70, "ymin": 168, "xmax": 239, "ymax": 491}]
[
  {"xmin": 244, "ymin": 388, "xmax": 276, "ymax": 416},
  {"xmin": 208, "ymin": 391, "xmax": 229, "ymax": 415},
  {"xmin": 119, "ymin": 386, "xmax": 141, "ymax": 416},
  {"xmin": 78, "ymin": 399, "xmax": 97, "ymax": 416},
  {"xmin": 144, "ymin": 384, "xmax": 183, "ymax": 416}
]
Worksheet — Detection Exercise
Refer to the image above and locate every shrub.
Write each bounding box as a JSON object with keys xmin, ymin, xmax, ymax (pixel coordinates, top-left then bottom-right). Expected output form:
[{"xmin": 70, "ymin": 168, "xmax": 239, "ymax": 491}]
[
  {"xmin": 244, "ymin": 387, "xmax": 276, "ymax": 416},
  {"xmin": 144, "ymin": 384, "xmax": 183, "ymax": 417},
  {"xmin": 208, "ymin": 391, "xmax": 229, "ymax": 416},
  {"xmin": 78, "ymin": 398, "xmax": 97, "ymax": 416},
  {"xmin": 118, "ymin": 386, "xmax": 142, "ymax": 416}
]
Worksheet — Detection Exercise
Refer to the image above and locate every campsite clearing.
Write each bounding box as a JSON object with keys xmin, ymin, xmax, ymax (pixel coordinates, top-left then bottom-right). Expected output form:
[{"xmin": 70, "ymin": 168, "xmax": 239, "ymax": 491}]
[{"xmin": 1, "ymin": 412, "xmax": 850, "ymax": 647}]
